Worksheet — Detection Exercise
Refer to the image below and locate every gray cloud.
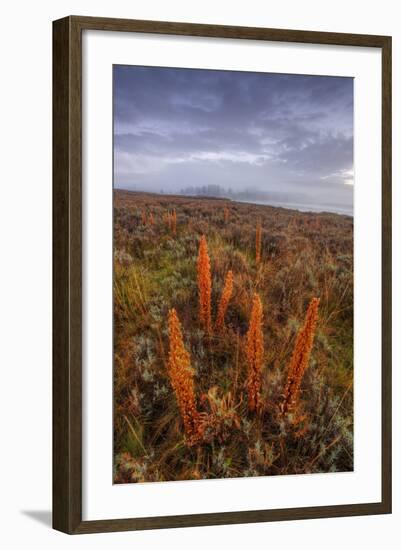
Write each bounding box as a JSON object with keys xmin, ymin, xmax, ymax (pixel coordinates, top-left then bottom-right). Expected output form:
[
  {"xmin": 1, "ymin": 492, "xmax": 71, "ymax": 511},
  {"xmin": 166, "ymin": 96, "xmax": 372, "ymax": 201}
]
[{"xmin": 114, "ymin": 66, "xmax": 353, "ymax": 214}]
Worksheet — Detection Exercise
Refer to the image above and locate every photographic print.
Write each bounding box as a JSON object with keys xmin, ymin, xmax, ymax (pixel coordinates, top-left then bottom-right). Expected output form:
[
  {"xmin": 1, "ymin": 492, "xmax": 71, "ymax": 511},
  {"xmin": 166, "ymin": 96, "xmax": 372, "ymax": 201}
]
[{"xmin": 113, "ymin": 65, "xmax": 354, "ymax": 484}]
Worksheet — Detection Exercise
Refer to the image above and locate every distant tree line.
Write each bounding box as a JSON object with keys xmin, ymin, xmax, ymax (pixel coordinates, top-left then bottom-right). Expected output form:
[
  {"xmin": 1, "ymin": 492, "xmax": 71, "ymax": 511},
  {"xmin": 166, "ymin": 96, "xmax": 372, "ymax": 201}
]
[
  {"xmin": 179, "ymin": 184, "xmax": 305, "ymax": 204},
  {"xmin": 179, "ymin": 184, "xmax": 233, "ymax": 198}
]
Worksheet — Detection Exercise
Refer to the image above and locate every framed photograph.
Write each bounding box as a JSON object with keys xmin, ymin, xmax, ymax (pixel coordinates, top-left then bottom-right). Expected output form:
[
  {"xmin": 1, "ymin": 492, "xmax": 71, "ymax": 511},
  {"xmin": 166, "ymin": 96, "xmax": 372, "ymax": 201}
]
[{"xmin": 53, "ymin": 16, "xmax": 392, "ymax": 534}]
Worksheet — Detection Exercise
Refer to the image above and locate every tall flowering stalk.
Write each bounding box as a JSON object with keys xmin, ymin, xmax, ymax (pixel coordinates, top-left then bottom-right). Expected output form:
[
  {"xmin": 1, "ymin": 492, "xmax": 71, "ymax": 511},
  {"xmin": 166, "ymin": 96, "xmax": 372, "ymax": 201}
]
[
  {"xmin": 282, "ymin": 297, "xmax": 320, "ymax": 414},
  {"xmin": 148, "ymin": 212, "xmax": 154, "ymax": 225},
  {"xmin": 255, "ymin": 221, "xmax": 262, "ymax": 264},
  {"xmin": 171, "ymin": 209, "xmax": 177, "ymax": 235},
  {"xmin": 215, "ymin": 270, "xmax": 234, "ymax": 332},
  {"xmin": 224, "ymin": 206, "xmax": 229, "ymax": 224},
  {"xmin": 167, "ymin": 308, "xmax": 201, "ymax": 444},
  {"xmin": 141, "ymin": 209, "xmax": 147, "ymax": 226},
  {"xmin": 245, "ymin": 293, "xmax": 264, "ymax": 412},
  {"xmin": 197, "ymin": 235, "xmax": 212, "ymax": 334}
]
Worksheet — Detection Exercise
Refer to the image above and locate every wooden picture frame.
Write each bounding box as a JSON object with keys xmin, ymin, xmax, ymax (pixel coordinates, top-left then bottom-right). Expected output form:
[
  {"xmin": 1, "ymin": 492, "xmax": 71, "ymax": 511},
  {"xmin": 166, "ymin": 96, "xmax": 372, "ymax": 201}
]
[{"xmin": 53, "ymin": 15, "xmax": 392, "ymax": 534}]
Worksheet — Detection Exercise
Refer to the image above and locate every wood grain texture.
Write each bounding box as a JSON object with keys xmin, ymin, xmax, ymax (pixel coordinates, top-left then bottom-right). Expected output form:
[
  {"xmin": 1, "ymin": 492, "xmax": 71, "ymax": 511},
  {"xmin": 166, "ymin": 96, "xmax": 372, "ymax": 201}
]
[
  {"xmin": 52, "ymin": 15, "xmax": 392, "ymax": 534},
  {"xmin": 52, "ymin": 16, "xmax": 82, "ymax": 534},
  {"xmin": 70, "ymin": 15, "xmax": 389, "ymax": 47},
  {"xmin": 381, "ymin": 36, "xmax": 392, "ymax": 514}
]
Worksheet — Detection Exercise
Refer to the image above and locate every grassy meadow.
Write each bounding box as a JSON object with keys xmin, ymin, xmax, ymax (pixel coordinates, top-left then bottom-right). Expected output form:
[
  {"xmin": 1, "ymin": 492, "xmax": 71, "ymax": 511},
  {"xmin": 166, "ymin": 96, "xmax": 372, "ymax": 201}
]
[{"xmin": 113, "ymin": 189, "xmax": 353, "ymax": 483}]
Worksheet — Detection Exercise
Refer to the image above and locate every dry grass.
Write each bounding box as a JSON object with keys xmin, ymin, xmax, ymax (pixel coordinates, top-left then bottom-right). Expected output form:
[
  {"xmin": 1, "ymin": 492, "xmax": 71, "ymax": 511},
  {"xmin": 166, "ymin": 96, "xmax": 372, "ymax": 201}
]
[{"xmin": 113, "ymin": 190, "xmax": 353, "ymax": 483}]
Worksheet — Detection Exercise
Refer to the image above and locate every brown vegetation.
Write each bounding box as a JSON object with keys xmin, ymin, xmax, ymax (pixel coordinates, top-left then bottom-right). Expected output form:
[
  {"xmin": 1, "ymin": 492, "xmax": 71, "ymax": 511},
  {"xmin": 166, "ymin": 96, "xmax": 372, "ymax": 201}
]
[
  {"xmin": 255, "ymin": 220, "xmax": 262, "ymax": 265},
  {"xmin": 282, "ymin": 297, "xmax": 320, "ymax": 415},
  {"xmin": 167, "ymin": 308, "xmax": 202, "ymax": 445},
  {"xmin": 171, "ymin": 209, "xmax": 177, "ymax": 235},
  {"xmin": 197, "ymin": 235, "xmax": 212, "ymax": 334},
  {"xmin": 224, "ymin": 206, "xmax": 229, "ymax": 224},
  {"xmin": 113, "ymin": 190, "xmax": 353, "ymax": 483},
  {"xmin": 245, "ymin": 294, "xmax": 264, "ymax": 413},
  {"xmin": 215, "ymin": 270, "xmax": 234, "ymax": 332}
]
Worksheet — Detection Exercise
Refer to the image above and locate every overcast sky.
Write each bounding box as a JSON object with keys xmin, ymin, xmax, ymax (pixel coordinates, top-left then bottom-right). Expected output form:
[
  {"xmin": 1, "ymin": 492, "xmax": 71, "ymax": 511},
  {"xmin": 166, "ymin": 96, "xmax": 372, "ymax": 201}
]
[{"xmin": 114, "ymin": 65, "xmax": 353, "ymax": 214}]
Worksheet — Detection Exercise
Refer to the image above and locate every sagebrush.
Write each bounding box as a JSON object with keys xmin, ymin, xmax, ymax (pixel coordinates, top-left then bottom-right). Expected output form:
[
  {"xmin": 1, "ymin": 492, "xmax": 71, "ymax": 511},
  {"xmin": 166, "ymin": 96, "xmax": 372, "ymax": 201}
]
[{"xmin": 114, "ymin": 190, "xmax": 353, "ymax": 483}]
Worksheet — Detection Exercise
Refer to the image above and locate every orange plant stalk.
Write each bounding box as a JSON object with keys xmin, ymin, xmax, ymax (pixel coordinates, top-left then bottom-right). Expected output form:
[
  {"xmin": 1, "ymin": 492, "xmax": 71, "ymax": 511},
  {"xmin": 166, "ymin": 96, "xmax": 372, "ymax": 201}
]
[
  {"xmin": 215, "ymin": 270, "xmax": 234, "ymax": 332},
  {"xmin": 171, "ymin": 209, "xmax": 177, "ymax": 235},
  {"xmin": 245, "ymin": 293, "xmax": 264, "ymax": 412},
  {"xmin": 167, "ymin": 308, "xmax": 201, "ymax": 444},
  {"xmin": 255, "ymin": 221, "xmax": 262, "ymax": 264},
  {"xmin": 148, "ymin": 212, "xmax": 154, "ymax": 225},
  {"xmin": 141, "ymin": 209, "xmax": 147, "ymax": 226},
  {"xmin": 197, "ymin": 235, "xmax": 212, "ymax": 334},
  {"xmin": 224, "ymin": 206, "xmax": 229, "ymax": 223},
  {"xmin": 282, "ymin": 297, "xmax": 320, "ymax": 414}
]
